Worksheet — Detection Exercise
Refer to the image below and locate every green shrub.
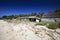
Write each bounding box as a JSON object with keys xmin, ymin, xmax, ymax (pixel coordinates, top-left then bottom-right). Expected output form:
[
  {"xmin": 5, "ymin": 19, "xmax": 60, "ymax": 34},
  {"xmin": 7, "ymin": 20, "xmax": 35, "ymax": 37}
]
[
  {"xmin": 57, "ymin": 23, "xmax": 60, "ymax": 28},
  {"xmin": 47, "ymin": 23, "xmax": 58, "ymax": 29},
  {"xmin": 35, "ymin": 22, "xmax": 60, "ymax": 29},
  {"xmin": 47, "ymin": 22, "xmax": 60, "ymax": 29},
  {"xmin": 35, "ymin": 22, "xmax": 46, "ymax": 26}
]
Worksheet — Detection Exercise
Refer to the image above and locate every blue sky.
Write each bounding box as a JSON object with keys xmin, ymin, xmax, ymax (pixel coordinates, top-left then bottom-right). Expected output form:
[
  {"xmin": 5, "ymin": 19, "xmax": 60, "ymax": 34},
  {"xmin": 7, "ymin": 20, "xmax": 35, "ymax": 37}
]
[{"xmin": 0, "ymin": 0, "xmax": 60, "ymax": 17}]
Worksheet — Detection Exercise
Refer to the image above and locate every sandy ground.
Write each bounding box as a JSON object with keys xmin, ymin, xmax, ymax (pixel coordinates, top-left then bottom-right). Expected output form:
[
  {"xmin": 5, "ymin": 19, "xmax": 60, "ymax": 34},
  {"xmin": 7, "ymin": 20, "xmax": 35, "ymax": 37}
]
[{"xmin": 0, "ymin": 20, "xmax": 60, "ymax": 40}]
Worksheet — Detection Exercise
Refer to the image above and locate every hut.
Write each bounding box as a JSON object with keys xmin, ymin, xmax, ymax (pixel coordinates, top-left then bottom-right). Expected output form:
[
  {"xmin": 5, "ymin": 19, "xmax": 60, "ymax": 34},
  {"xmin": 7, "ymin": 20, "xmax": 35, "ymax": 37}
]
[
  {"xmin": 20, "ymin": 16, "xmax": 40, "ymax": 22},
  {"xmin": 41, "ymin": 12, "xmax": 60, "ymax": 22}
]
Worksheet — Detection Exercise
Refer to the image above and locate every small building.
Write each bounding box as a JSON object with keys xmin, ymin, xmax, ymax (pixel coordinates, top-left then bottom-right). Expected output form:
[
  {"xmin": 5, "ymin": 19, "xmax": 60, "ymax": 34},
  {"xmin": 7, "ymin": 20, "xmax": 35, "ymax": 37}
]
[
  {"xmin": 16, "ymin": 12, "xmax": 60, "ymax": 22},
  {"xmin": 41, "ymin": 12, "xmax": 60, "ymax": 22},
  {"xmin": 19, "ymin": 16, "xmax": 40, "ymax": 22}
]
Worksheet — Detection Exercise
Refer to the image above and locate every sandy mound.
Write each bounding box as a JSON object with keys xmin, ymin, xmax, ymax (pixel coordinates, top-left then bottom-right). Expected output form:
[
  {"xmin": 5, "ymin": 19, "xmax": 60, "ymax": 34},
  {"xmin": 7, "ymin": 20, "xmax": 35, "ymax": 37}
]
[{"xmin": 0, "ymin": 20, "xmax": 60, "ymax": 40}]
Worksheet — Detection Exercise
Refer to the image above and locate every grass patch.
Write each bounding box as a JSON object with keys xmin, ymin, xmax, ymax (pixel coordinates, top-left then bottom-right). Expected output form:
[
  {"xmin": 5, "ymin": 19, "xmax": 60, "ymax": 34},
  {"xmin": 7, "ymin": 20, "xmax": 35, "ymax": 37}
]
[
  {"xmin": 35, "ymin": 22, "xmax": 47, "ymax": 26},
  {"xmin": 35, "ymin": 22, "xmax": 60, "ymax": 29},
  {"xmin": 15, "ymin": 20, "xmax": 24, "ymax": 22},
  {"xmin": 15, "ymin": 20, "xmax": 30, "ymax": 22},
  {"xmin": 47, "ymin": 22, "xmax": 58, "ymax": 29}
]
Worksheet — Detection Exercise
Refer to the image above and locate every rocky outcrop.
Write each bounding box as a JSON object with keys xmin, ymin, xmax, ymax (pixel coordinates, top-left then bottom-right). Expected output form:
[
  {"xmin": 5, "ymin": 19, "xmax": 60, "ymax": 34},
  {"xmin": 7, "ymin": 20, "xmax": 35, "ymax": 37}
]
[{"xmin": 0, "ymin": 20, "xmax": 60, "ymax": 40}]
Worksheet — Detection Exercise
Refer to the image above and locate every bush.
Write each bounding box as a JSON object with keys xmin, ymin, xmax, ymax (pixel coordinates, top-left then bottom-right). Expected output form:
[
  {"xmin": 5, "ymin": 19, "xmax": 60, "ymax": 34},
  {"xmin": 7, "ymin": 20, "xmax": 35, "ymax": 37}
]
[
  {"xmin": 47, "ymin": 23, "xmax": 58, "ymax": 29},
  {"xmin": 47, "ymin": 22, "xmax": 60, "ymax": 29},
  {"xmin": 35, "ymin": 22, "xmax": 46, "ymax": 26},
  {"xmin": 57, "ymin": 23, "xmax": 60, "ymax": 28},
  {"xmin": 35, "ymin": 22, "xmax": 60, "ymax": 29}
]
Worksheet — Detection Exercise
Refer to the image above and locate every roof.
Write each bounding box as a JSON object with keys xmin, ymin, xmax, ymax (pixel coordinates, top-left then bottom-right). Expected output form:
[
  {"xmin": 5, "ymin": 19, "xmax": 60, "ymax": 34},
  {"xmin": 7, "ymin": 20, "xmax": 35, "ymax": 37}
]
[
  {"xmin": 28, "ymin": 16, "xmax": 38, "ymax": 18},
  {"xmin": 42, "ymin": 12, "xmax": 60, "ymax": 18},
  {"xmin": 20, "ymin": 16, "xmax": 36, "ymax": 18}
]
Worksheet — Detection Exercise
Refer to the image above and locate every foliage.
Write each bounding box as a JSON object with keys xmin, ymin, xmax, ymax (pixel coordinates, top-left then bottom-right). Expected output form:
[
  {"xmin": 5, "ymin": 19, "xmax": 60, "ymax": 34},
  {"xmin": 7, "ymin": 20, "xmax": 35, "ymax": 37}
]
[
  {"xmin": 54, "ymin": 8, "xmax": 60, "ymax": 12},
  {"xmin": 1, "ymin": 7, "xmax": 60, "ymax": 20},
  {"xmin": 19, "ymin": 12, "xmax": 37, "ymax": 17},
  {"xmin": 35, "ymin": 22, "xmax": 60, "ymax": 29},
  {"xmin": 1, "ymin": 15, "xmax": 18, "ymax": 20},
  {"xmin": 31, "ymin": 12, "xmax": 36, "ymax": 16},
  {"xmin": 2, "ymin": 16, "xmax": 8, "ymax": 20},
  {"xmin": 1, "ymin": 12, "xmax": 45, "ymax": 20},
  {"xmin": 36, "ymin": 12, "xmax": 45, "ymax": 22},
  {"xmin": 36, "ymin": 12, "xmax": 44, "ymax": 17},
  {"xmin": 35, "ymin": 22, "xmax": 47, "ymax": 26},
  {"xmin": 19, "ymin": 14, "xmax": 30, "ymax": 17},
  {"xmin": 47, "ymin": 22, "xmax": 58, "ymax": 29},
  {"xmin": 57, "ymin": 23, "xmax": 60, "ymax": 28}
]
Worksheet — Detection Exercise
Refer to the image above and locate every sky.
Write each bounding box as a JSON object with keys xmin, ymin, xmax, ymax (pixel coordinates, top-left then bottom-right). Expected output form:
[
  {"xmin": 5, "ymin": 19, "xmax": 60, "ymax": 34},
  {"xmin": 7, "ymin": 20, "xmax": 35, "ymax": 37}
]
[{"xmin": 0, "ymin": 0, "xmax": 60, "ymax": 17}]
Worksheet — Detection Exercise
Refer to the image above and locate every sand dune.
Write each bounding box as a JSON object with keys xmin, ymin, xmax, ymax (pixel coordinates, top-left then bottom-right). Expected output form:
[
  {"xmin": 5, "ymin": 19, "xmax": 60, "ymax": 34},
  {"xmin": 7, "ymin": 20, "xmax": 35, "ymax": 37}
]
[{"xmin": 0, "ymin": 20, "xmax": 60, "ymax": 40}]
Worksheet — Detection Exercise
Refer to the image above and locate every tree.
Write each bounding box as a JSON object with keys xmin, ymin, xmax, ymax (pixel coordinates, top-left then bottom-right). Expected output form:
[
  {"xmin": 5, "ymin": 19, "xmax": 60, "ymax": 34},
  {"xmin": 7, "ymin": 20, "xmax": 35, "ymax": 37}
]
[
  {"xmin": 8, "ymin": 15, "xmax": 17, "ymax": 19},
  {"xmin": 54, "ymin": 8, "xmax": 60, "ymax": 12},
  {"xmin": 2, "ymin": 16, "xmax": 8, "ymax": 19},
  {"xmin": 2, "ymin": 15, "xmax": 18, "ymax": 20},
  {"xmin": 19, "ymin": 14, "xmax": 28, "ymax": 17},
  {"xmin": 37, "ymin": 12, "xmax": 45, "ymax": 22},
  {"xmin": 37, "ymin": 12, "xmax": 44, "ymax": 18},
  {"xmin": 31, "ymin": 12, "xmax": 36, "ymax": 16}
]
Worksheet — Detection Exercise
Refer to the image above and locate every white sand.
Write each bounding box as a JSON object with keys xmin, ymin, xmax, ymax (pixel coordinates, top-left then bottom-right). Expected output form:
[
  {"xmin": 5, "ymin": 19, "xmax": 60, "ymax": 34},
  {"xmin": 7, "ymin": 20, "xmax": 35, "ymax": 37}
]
[{"xmin": 0, "ymin": 20, "xmax": 60, "ymax": 40}]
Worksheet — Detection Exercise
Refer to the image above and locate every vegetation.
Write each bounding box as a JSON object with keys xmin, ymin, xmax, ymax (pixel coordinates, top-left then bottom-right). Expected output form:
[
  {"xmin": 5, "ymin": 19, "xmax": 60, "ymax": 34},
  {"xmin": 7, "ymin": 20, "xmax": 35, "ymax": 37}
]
[
  {"xmin": 1, "ymin": 7, "xmax": 60, "ymax": 20},
  {"xmin": 35, "ymin": 22, "xmax": 47, "ymax": 26},
  {"xmin": 15, "ymin": 20, "xmax": 24, "ymax": 22},
  {"xmin": 36, "ymin": 12, "xmax": 44, "ymax": 22},
  {"xmin": 36, "ymin": 12, "xmax": 44, "ymax": 17},
  {"xmin": 31, "ymin": 12, "xmax": 37, "ymax": 16},
  {"xmin": 1, "ymin": 15, "xmax": 18, "ymax": 20},
  {"xmin": 54, "ymin": 8, "xmax": 60, "ymax": 12},
  {"xmin": 0, "ymin": 8, "xmax": 60, "ymax": 29},
  {"xmin": 47, "ymin": 22, "xmax": 60, "ymax": 29},
  {"xmin": 1, "ymin": 12, "xmax": 44, "ymax": 20},
  {"xmin": 35, "ymin": 22, "xmax": 60, "ymax": 29}
]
